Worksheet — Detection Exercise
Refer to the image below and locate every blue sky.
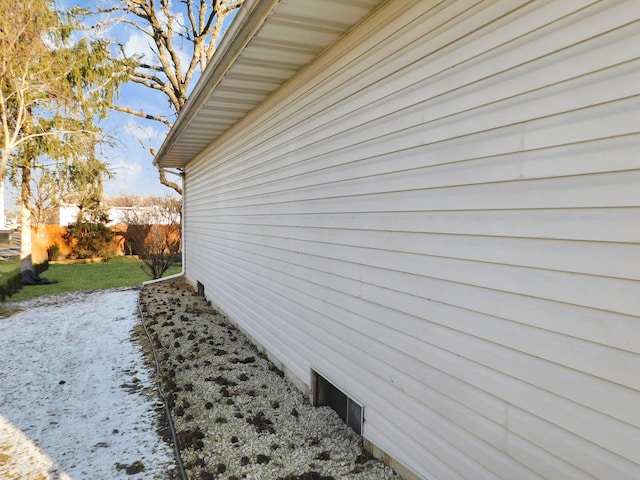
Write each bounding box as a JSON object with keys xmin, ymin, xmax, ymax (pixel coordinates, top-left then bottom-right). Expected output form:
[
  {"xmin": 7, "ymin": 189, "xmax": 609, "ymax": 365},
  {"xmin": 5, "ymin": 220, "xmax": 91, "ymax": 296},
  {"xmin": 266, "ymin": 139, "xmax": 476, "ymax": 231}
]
[{"xmin": 88, "ymin": 0, "xmax": 183, "ymax": 199}]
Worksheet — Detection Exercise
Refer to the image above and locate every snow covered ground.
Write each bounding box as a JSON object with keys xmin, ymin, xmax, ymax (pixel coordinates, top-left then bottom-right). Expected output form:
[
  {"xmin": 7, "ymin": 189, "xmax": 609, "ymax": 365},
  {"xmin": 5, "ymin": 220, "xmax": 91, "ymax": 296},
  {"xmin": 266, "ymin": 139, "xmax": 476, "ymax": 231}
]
[
  {"xmin": 0, "ymin": 282, "xmax": 401, "ymax": 480},
  {"xmin": 0, "ymin": 288, "xmax": 173, "ymax": 479}
]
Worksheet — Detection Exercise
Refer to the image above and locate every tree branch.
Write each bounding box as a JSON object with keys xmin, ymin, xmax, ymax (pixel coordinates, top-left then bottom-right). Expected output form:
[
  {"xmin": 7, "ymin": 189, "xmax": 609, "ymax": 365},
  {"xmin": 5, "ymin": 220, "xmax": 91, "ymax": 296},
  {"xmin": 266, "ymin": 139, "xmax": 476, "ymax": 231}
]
[
  {"xmin": 111, "ymin": 105, "xmax": 172, "ymax": 127},
  {"xmin": 139, "ymin": 62, "xmax": 166, "ymax": 72},
  {"xmin": 158, "ymin": 167, "xmax": 182, "ymax": 195},
  {"xmin": 128, "ymin": 74, "xmax": 181, "ymax": 111}
]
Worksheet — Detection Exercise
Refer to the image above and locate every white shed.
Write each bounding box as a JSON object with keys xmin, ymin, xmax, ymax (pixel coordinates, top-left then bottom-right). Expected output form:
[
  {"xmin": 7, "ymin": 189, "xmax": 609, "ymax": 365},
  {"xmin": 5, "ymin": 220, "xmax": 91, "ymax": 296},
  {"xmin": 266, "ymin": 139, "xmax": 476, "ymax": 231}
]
[{"xmin": 154, "ymin": 1, "xmax": 640, "ymax": 478}]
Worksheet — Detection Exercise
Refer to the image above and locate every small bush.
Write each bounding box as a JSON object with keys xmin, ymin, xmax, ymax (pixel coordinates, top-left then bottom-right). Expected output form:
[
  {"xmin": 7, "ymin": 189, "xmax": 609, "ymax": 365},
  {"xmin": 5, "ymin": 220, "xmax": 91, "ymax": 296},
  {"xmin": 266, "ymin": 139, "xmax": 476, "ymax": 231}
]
[
  {"xmin": 121, "ymin": 196, "xmax": 181, "ymax": 279},
  {"xmin": 62, "ymin": 222, "xmax": 114, "ymax": 259},
  {"xmin": 47, "ymin": 242, "xmax": 61, "ymax": 261}
]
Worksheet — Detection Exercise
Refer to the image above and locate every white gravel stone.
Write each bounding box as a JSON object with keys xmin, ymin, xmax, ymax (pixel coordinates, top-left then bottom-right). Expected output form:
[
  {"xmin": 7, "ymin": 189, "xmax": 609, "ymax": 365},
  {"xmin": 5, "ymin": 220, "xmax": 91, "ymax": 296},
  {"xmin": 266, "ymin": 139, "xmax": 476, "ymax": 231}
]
[{"xmin": 140, "ymin": 279, "xmax": 401, "ymax": 480}]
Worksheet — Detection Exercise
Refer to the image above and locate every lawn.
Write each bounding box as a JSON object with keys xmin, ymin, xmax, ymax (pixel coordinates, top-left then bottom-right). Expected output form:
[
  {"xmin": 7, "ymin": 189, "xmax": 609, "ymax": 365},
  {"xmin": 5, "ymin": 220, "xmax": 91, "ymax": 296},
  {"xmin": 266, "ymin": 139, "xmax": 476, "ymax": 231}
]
[
  {"xmin": 4, "ymin": 257, "xmax": 181, "ymax": 302},
  {"xmin": 0, "ymin": 257, "xmax": 20, "ymax": 275}
]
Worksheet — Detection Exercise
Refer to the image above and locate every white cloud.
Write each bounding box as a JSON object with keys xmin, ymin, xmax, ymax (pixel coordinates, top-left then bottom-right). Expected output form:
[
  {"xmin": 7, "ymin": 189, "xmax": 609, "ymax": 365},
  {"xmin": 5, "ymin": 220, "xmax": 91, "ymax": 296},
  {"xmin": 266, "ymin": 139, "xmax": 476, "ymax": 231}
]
[
  {"xmin": 122, "ymin": 14, "xmax": 191, "ymax": 76},
  {"xmin": 123, "ymin": 31, "xmax": 156, "ymax": 63},
  {"xmin": 106, "ymin": 158, "xmax": 143, "ymax": 195},
  {"xmin": 112, "ymin": 158, "xmax": 142, "ymax": 179},
  {"xmin": 104, "ymin": 155, "xmax": 168, "ymax": 198},
  {"xmin": 123, "ymin": 120, "xmax": 162, "ymax": 144},
  {"xmin": 101, "ymin": 117, "xmax": 169, "ymax": 197}
]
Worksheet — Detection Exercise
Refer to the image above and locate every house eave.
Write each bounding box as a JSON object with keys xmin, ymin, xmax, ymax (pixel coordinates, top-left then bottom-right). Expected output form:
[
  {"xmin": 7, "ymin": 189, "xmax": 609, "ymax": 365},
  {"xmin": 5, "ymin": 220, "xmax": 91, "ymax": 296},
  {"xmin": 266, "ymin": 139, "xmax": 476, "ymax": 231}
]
[
  {"xmin": 153, "ymin": 0, "xmax": 385, "ymax": 170},
  {"xmin": 154, "ymin": 0, "xmax": 280, "ymax": 169}
]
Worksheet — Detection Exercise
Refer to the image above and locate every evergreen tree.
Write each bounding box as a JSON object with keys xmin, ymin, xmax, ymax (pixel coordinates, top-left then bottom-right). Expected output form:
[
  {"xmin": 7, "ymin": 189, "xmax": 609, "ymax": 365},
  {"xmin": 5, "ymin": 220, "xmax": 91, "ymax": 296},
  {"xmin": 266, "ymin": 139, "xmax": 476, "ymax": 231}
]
[{"xmin": 1, "ymin": 0, "xmax": 126, "ymax": 270}]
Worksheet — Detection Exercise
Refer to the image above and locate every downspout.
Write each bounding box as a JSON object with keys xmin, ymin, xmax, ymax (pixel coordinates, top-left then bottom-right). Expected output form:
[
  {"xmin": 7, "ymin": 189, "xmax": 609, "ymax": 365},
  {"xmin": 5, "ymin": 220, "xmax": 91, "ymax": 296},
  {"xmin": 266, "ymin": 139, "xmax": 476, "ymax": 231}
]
[{"xmin": 143, "ymin": 168, "xmax": 186, "ymax": 286}]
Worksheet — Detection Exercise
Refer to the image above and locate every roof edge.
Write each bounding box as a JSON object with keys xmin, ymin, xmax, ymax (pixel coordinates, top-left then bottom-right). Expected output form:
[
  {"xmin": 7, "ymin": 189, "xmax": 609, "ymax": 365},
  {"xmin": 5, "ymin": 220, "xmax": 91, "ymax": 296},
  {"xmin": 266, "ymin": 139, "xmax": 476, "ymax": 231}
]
[{"xmin": 154, "ymin": 0, "xmax": 281, "ymax": 168}]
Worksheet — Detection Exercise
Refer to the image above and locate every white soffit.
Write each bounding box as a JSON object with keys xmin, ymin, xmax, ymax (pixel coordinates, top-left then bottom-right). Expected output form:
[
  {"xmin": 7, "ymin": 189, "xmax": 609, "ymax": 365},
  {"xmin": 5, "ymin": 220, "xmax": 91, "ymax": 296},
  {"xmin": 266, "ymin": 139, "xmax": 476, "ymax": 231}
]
[{"xmin": 155, "ymin": 0, "xmax": 384, "ymax": 169}]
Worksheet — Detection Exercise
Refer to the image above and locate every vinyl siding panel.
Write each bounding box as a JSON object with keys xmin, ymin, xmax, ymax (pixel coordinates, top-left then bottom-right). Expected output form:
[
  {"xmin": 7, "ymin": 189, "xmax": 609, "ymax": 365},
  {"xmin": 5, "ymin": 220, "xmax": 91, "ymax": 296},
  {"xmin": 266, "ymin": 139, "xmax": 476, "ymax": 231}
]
[{"xmin": 183, "ymin": 1, "xmax": 640, "ymax": 478}]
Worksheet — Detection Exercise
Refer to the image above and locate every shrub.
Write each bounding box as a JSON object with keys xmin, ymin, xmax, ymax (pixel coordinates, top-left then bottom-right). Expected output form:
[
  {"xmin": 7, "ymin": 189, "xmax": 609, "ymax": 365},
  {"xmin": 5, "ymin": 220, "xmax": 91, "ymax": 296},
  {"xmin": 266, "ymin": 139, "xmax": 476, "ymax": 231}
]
[
  {"xmin": 0, "ymin": 272, "xmax": 21, "ymax": 301},
  {"xmin": 126, "ymin": 224, "xmax": 180, "ymax": 279},
  {"xmin": 62, "ymin": 222, "xmax": 114, "ymax": 259},
  {"xmin": 47, "ymin": 242, "xmax": 61, "ymax": 261},
  {"xmin": 120, "ymin": 195, "xmax": 181, "ymax": 279}
]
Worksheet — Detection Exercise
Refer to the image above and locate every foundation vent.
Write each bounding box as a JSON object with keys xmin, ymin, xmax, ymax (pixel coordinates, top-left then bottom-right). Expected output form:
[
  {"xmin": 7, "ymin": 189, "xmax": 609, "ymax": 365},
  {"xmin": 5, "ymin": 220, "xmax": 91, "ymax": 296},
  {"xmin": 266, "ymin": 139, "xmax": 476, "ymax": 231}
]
[
  {"xmin": 312, "ymin": 370, "xmax": 362, "ymax": 435},
  {"xmin": 197, "ymin": 281, "xmax": 205, "ymax": 297}
]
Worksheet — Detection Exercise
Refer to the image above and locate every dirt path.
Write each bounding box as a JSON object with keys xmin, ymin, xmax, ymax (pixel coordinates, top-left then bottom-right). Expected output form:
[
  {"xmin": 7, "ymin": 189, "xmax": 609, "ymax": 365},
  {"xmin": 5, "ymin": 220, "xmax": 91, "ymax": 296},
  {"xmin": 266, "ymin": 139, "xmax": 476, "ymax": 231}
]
[{"xmin": 0, "ymin": 288, "xmax": 173, "ymax": 479}]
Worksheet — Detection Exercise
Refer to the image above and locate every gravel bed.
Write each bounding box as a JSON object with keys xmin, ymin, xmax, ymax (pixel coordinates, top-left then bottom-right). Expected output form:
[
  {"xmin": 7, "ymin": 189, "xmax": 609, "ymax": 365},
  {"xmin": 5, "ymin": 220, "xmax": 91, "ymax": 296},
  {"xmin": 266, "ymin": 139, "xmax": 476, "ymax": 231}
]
[{"xmin": 139, "ymin": 278, "xmax": 401, "ymax": 480}]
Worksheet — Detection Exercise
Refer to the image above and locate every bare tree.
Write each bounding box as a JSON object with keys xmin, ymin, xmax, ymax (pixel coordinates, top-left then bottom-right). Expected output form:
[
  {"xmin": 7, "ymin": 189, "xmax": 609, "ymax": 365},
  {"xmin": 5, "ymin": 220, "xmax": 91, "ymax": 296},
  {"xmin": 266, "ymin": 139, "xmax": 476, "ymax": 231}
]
[
  {"xmin": 121, "ymin": 195, "xmax": 181, "ymax": 279},
  {"xmin": 107, "ymin": 193, "xmax": 142, "ymax": 207},
  {"xmin": 27, "ymin": 167, "xmax": 62, "ymax": 227},
  {"xmin": 87, "ymin": 0, "xmax": 245, "ymax": 194}
]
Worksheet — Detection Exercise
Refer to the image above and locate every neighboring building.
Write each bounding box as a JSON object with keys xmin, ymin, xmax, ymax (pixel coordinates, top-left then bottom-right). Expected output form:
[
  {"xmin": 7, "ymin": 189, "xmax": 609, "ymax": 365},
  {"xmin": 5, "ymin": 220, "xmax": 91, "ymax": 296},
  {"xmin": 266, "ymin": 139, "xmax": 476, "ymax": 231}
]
[
  {"xmin": 154, "ymin": 1, "xmax": 640, "ymax": 478},
  {"xmin": 46, "ymin": 204, "xmax": 172, "ymax": 227},
  {"xmin": 47, "ymin": 205, "xmax": 81, "ymax": 227}
]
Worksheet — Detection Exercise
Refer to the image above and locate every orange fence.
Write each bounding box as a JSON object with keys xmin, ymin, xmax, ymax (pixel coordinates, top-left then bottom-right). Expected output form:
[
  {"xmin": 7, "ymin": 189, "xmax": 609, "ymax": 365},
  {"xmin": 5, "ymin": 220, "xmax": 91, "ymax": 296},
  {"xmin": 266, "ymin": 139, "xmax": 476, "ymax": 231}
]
[{"xmin": 31, "ymin": 225, "xmax": 129, "ymax": 263}]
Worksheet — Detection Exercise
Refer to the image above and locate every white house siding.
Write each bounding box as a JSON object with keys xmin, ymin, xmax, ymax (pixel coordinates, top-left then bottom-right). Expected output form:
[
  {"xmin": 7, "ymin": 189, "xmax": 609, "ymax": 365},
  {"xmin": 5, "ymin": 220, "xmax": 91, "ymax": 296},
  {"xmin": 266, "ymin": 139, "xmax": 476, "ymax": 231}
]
[{"xmin": 183, "ymin": 1, "xmax": 640, "ymax": 478}]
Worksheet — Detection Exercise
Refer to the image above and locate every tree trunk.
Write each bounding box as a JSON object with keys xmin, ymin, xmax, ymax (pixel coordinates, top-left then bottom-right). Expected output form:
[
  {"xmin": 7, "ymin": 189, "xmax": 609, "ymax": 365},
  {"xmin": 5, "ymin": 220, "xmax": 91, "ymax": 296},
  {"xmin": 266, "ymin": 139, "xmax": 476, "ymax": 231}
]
[{"xmin": 20, "ymin": 165, "xmax": 33, "ymax": 272}]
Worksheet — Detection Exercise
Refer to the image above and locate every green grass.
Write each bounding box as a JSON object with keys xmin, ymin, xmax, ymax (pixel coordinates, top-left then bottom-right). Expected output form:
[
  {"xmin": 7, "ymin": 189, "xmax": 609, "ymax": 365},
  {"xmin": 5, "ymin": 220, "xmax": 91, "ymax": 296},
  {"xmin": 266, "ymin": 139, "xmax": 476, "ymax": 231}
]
[
  {"xmin": 5, "ymin": 257, "xmax": 182, "ymax": 302},
  {"xmin": 0, "ymin": 257, "xmax": 20, "ymax": 276}
]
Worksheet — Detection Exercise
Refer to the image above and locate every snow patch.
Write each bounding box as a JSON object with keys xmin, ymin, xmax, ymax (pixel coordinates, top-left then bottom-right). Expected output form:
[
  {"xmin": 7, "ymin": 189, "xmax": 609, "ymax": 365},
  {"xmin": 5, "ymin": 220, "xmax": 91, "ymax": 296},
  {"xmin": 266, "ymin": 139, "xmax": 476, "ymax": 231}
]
[{"xmin": 0, "ymin": 288, "xmax": 173, "ymax": 479}]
